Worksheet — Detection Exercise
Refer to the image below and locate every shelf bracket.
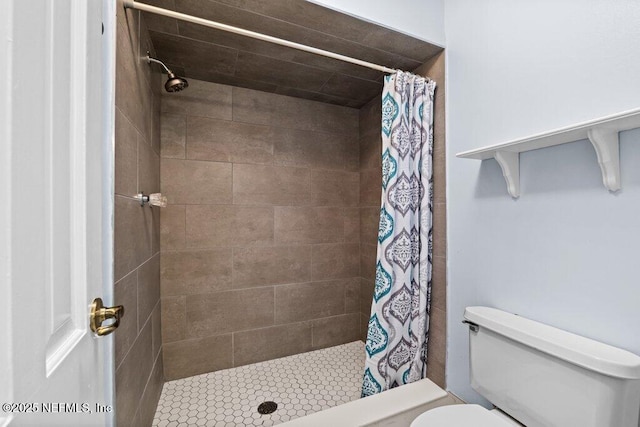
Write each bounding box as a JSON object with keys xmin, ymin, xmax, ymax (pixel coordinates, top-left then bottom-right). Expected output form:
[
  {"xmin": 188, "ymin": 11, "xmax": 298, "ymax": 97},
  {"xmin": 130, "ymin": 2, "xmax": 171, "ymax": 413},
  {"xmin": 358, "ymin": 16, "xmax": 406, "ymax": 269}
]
[
  {"xmin": 494, "ymin": 151, "xmax": 520, "ymax": 198},
  {"xmin": 587, "ymin": 127, "xmax": 620, "ymax": 192}
]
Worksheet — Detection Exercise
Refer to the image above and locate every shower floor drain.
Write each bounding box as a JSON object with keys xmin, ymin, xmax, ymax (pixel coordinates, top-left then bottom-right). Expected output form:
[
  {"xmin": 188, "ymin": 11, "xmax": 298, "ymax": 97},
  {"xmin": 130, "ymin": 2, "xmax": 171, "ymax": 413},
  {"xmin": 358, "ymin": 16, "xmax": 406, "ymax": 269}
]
[{"xmin": 257, "ymin": 401, "xmax": 278, "ymax": 415}]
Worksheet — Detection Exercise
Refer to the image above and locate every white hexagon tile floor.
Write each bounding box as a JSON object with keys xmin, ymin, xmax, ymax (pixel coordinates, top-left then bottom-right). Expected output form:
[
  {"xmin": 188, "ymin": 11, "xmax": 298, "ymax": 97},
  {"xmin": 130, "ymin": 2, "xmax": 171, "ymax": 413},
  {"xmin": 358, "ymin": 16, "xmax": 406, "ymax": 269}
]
[{"xmin": 153, "ymin": 341, "xmax": 366, "ymax": 427}]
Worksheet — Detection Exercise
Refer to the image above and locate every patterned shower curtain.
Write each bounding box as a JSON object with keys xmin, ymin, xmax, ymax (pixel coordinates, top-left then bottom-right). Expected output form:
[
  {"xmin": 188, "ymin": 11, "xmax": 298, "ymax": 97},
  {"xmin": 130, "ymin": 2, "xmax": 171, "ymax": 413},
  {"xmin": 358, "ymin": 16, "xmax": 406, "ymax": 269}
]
[{"xmin": 362, "ymin": 71, "xmax": 435, "ymax": 397}]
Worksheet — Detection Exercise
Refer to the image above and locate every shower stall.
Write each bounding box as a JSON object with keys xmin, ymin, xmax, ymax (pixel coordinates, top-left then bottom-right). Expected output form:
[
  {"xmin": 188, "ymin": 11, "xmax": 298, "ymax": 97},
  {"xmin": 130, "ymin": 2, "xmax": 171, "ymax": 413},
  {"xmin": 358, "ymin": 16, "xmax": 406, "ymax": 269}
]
[{"xmin": 113, "ymin": 1, "xmax": 447, "ymax": 426}]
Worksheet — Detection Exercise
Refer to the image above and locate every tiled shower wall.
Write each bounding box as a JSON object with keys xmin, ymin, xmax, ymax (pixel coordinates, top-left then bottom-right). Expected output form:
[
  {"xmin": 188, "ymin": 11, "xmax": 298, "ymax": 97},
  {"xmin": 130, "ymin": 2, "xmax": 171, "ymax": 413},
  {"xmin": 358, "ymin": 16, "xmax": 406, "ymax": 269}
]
[
  {"xmin": 113, "ymin": 2, "xmax": 164, "ymax": 426},
  {"xmin": 159, "ymin": 80, "xmax": 361, "ymax": 380},
  {"xmin": 358, "ymin": 52, "xmax": 447, "ymax": 388}
]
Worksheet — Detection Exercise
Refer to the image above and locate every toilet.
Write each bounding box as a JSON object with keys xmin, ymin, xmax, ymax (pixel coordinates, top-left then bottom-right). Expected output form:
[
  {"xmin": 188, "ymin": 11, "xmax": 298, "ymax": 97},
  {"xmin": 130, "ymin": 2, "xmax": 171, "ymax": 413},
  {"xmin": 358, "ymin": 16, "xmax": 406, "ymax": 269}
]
[{"xmin": 412, "ymin": 306, "xmax": 640, "ymax": 427}]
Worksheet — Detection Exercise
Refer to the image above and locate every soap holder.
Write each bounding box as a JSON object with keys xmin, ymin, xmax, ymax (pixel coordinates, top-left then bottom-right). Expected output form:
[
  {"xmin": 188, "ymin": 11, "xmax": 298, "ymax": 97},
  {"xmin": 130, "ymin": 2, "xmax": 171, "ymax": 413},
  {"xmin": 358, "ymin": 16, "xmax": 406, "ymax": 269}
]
[{"xmin": 136, "ymin": 192, "xmax": 167, "ymax": 208}]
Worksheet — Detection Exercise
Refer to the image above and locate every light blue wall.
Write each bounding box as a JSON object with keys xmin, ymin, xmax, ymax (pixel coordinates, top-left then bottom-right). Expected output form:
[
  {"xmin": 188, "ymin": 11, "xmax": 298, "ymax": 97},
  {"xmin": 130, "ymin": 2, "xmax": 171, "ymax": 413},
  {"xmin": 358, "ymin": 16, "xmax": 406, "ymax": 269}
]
[{"xmin": 444, "ymin": 0, "xmax": 640, "ymax": 403}]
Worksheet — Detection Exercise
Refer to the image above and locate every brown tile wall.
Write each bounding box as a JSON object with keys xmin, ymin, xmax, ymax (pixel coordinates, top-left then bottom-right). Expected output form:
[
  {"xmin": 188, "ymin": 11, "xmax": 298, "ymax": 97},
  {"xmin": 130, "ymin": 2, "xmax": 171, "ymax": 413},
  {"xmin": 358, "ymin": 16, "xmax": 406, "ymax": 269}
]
[
  {"xmin": 113, "ymin": 2, "xmax": 164, "ymax": 426},
  {"xmin": 140, "ymin": 0, "xmax": 442, "ymax": 107},
  {"xmin": 358, "ymin": 96, "xmax": 382, "ymax": 346},
  {"xmin": 160, "ymin": 80, "xmax": 361, "ymax": 380},
  {"xmin": 358, "ymin": 52, "xmax": 447, "ymax": 389}
]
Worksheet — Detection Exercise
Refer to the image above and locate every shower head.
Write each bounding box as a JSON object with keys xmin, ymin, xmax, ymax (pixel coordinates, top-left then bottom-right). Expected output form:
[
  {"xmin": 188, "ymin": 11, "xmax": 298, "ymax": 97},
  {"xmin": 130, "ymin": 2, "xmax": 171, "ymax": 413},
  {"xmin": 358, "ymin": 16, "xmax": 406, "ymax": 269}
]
[
  {"xmin": 165, "ymin": 72, "xmax": 189, "ymax": 92},
  {"xmin": 146, "ymin": 54, "xmax": 189, "ymax": 93}
]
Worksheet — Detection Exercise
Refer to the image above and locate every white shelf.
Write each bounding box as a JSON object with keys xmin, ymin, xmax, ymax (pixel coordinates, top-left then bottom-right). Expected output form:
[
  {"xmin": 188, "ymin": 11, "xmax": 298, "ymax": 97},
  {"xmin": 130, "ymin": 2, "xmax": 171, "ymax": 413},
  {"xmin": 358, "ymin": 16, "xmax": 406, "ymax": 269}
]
[{"xmin": 456, "ymin": 107, "xmax": 640, "ymax": 198}]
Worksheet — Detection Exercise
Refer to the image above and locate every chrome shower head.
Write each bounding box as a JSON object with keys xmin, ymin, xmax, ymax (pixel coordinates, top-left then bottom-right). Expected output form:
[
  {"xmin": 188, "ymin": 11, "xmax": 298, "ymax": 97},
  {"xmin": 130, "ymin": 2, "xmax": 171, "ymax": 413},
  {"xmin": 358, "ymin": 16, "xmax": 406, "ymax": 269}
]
[
  {"xmin": 165, "ymin": 72, "xmax": 189, "ymax": 92},
  {"xmin": 146, "ymin": 54, "xmax": 189, "ymax": 93}
]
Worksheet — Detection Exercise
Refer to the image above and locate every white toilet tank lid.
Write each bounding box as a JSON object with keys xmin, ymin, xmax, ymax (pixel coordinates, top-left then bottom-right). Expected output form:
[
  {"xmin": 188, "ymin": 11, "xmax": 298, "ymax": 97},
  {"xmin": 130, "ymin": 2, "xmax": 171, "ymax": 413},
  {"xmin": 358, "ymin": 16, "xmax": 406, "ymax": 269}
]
[{"xmin": 464, "ymin": 307, "xmax": 640, "ymax": 379}]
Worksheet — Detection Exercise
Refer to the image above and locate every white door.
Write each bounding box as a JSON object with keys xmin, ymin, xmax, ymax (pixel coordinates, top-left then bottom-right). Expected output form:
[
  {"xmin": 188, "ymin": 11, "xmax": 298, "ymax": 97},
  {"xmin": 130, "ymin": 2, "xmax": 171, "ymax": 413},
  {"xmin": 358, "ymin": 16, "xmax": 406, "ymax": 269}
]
[{"xmin": 0, "ymin": 0, "xmax": 115, "ymax": 426}]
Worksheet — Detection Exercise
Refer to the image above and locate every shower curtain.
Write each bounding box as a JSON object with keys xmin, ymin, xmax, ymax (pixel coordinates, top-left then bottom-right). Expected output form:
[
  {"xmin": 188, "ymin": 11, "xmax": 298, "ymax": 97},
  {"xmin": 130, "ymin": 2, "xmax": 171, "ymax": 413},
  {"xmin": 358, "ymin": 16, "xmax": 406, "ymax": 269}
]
[{"xmin": 362, "ymin": 71, "xmax": 435, "ymax": 397}]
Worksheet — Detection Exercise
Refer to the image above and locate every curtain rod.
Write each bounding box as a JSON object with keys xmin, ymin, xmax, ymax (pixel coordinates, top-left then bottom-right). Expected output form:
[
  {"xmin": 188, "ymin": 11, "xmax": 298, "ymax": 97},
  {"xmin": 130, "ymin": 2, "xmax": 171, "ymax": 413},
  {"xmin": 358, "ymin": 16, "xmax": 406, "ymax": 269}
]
[{"xmin": 123, "ymin": 0, "xmax": 398, "ymax": 74}]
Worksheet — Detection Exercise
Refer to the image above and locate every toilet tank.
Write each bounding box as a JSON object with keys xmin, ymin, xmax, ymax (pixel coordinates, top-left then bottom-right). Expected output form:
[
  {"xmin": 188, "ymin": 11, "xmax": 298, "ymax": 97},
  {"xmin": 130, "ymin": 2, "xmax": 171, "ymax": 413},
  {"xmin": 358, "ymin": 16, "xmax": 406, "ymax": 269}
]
[{"xmin": 464, "ymin": 307, "xmax": 640, "ymax": 427}]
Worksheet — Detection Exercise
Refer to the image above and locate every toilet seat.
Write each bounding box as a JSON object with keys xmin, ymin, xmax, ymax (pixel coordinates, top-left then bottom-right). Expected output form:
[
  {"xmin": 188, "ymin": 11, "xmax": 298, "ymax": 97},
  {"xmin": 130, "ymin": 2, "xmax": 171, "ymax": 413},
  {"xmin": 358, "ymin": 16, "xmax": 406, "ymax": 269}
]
[{"xmin": 410, "ymin": 405, "xmax": 519, "ymax": 427}]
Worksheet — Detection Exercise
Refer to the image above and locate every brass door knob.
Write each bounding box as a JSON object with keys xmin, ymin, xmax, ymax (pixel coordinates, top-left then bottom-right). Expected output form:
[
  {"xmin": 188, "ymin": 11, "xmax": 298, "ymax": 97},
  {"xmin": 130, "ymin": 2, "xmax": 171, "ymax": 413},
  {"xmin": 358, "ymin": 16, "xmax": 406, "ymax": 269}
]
[{"xmin": 90, "ymin": 298, "xmax": 124, "ymax": 336}]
